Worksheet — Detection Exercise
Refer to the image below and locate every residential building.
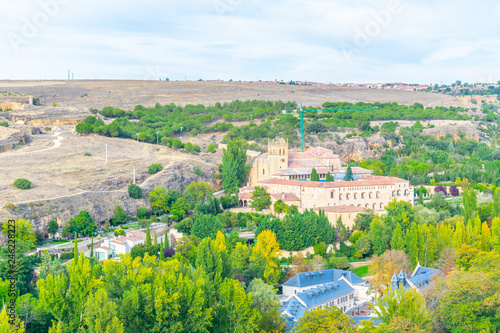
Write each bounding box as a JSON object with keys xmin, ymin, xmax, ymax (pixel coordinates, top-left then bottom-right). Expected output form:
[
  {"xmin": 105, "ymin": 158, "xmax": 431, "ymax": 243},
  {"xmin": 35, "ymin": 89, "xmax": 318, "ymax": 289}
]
[
  {"xmin": 280, "ymin": 269, "xmax": 370, "ymax": 329},
  {"xmin": 390, "ymin": 263, "xmax": 442, "ymax": 290}
]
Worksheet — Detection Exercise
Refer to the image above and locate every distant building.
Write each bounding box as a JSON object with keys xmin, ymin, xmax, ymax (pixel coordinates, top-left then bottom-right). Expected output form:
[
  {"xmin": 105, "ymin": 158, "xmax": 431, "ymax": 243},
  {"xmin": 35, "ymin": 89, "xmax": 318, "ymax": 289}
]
[
  {"xmin": 280, "ymin": 269, "xmax": 370, "ymax": 329},
  {"xmin": 390, "ymin": 263, "xmax": 442, "ymax": 290}
]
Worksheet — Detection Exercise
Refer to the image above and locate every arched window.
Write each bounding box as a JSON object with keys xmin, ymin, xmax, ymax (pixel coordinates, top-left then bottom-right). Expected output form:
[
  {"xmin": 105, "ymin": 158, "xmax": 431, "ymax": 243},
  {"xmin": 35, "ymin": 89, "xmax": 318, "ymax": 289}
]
[
  {"xmin": 397, "ymin": 190, "xmax": 401, "ymax": 196},
  {"xmin": 369, "ymin": 192, "xmax": 372, "ymax": 199},
  {"xmin": 346, "ymin": 193, "xmax": 350, "ymax": 200},
  {"xmin": 339, "ymin": 194, "xmax": 343, "ymax": 200},
  {"xmin": 376, "ymin": 192, "xmax": 380, "ymax": 198},
  {"xmin": 358, "ymin": 204, "xmax": 362, "ymax": 207},
  {"xmin": 354, "ymin": 193, "xmax": 357, "ymax": 199},
  {"xmin": 331, "ymin": 191, "xmax": 335, "ymax": 199},
  {"xmin": 279, "ymin": 149, "xmax": 281, "ymax": 155},
  {"xmin": 365, "ymin": 203, "xmax": 369, "ymax": 208},
  {"xmin": 380, "ymin": 203, "xmax": 383, "ymax": 209},
  {"xmin": 372, "ymin": 203, "xmax": 376, "ymax": 209},
  {"xmin": 361, "ymin": 192, "xmax": 365, "ymax": 199}
]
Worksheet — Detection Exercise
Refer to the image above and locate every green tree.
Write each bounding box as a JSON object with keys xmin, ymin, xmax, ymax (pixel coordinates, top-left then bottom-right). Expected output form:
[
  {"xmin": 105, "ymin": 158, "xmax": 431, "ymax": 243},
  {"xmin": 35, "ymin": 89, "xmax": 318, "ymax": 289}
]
[
  {"xmin": 294, "ymin": 306, "xmax": 354, "ymax": 333},
  {"xmin": 74, "ymin": 233, "xmax": 79, "ymax": 264},
  {"xmin": 112, "ymin": 205, "xmax": 127, "ymax": 226},
  {"xmin": 493, "ymin": 188, "xmax": 500, "ymax": 218},
  {"xmin": 206, "ymin": 143, "xmax": 217, "ymax": 153},
  {"xmin": 2, "ymin": 219, "xmax": 37, "ymax": 250},
  {"xmin": 418, "ymin": 191, "xmax": 424, "ymax": 205},
  {"xmin": 128, "ymin": 184, "xmax": 143, "ymax": 199},
  {"xmin": 390, "ymin": 223, "xmax": 405, "ymax": 251},
  {"xmin": 372, "ymin": 287, "xmax": 430, "ymax": 331},
  {"xmin": 251, "ymin": 230, "xmax": 282, "ymax": 285},
  {"xmin": 184, "ymin": 181, "xmax": 214, "ymax": 205},
  {"xmin": 247, "ymin": 278, "xmax": 287, "ymax": 332},
  {"xmin": 462, "ymin": 188, "xmax": 477, "ymax": 224},
  {"xmin": 406, "ymin": 222, "xmax": 420, "ymax": 266},
  {"xmin": 370, "ymin": 216, "xmax": 388, "ymax": 255},
  {"xmin": 325, "ymin": 172, "xmax": 334, "ymax": 182},
  {"xmin": 213, "ymin": 279, "xmax": 260, "ymax": 333},
  {"xmin": 147, "ymin": 163, "xmax": 163, "ymax": 175},
  {"xmin": 491, "ymin": 217, "xmax": 500, "ymax": 253},
  {"xmin": 69, "ymin": 210, "xmax": 97, "ymax": 236},
  {"xmin": 344, "ymin": 165, "xmax": 354, "ymax": 181},
  {"xmin": 191, "ymin": 214, "xmax": 224, "ymax": 239},
  {"xmin": 220, "ymin": 139, "xmax": 249, "ymax": 194},
  {"xmin": 335, "ymin": 217, "xmax": 348, "ymax": 242},
  {"xmin": 82, "ymin": 288, "xmax": 124, "ymax": 333},
  {"xmin": 251, "ymin": 186, "xmax": 272, "ymax": 211},
  {"xmin": 148, "ymin": 186, "xmax": 170, "ymax": 213},
  {"xmin": 145, "ymin": 223, "xmax": 151, "ymax": 246},
  {"xmin": 48, "ymin": 219, "xmax": 59, "ymax": 240},
  {"xmin": 14, "ymin": 178, "xmax": 31, "ymax": 190},
  {"xmin": 310, "ymin": 167, "xmax": 319, "ymax": 181}
]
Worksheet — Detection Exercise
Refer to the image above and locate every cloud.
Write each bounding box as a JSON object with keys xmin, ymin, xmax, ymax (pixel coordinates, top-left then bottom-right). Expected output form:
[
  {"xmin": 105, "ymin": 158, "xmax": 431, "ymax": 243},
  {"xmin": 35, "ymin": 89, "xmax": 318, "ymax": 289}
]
[{"xmin": 0, "ymin": 0, "xmax": 500, "ymax": 83}]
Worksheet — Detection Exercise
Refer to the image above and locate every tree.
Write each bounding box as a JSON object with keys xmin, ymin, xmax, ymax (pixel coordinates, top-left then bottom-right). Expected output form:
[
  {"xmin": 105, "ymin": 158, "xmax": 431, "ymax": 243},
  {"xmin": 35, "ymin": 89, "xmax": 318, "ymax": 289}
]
[
  {"xmin": 68, "ymin": 210, "xmax": 96, "ymax": 236},
  {"xmin": 48, "ymin": 219, "xmax": 59, "ymax": 240},
  {"xmin": 418, "ymin": 191, "xmax": 424, "ymax": 205},
  {"xmin": 184, "ymin": 181, "xmax": 214, "ymax": 205},
  {"xmin": 335, "ymin": 217, "xmax": 348, "ymax": 242},
  {"xmin": 137, "ymin": 207, "xmax": 149, "ymax": 219},
  {"xmin": 206, "ymin": 143, "xmax": 217, "ymax": 153},
  {"xmin": 247, "ymin": 279, "xmax": 287, "ymax": 332},
  {"xmin": 145, "ymin": 223, "xmax": 151, "ymax": 246},
  {"xmin": 75, "ymin": 122, "xmax": 93, "ymax": 134},
  {"xmin": 369, "ymin": 250, "xmax": 411, "ymax": 295},
  {"xmin": 434, "ymin": 185, "xmax": 448, "ymax": 196},
  {"xmin": 372, "ymin": 287, "xmax": 430, "ymax": 331},
  {"xmin": 191, "ymin": 214, "xmax": 224, "ymax": 239},
  {"xmin": 74, "ymin": 233, "xmax": 79, "ymax": 264},
  {"xmin": 148, "ymin": 186, "xmax": 170, "ymax": 213},
  {"xmin": 273, "ymin": 199, "xmax": 289, "ymax": 214},
  {"xmin": 147, "ymin": 163, "xmax": 163, "ymax": 175},
  {"xmin": 220, "ymin": 139, "xmax": 250, "ymax": 194},
  {"xmin": 344, "ymin": 165, "xmax": 354, "ymax": 181},
  {"xmin": 491, "ymin": 217, "xmax": 500, "ymax": 253},
  {"xmin": 82, "ymin": 289, "xmax": 124, "ymax": 333},
  {"xmin": 213, "ymin": 279, "xmax": 260, "ymax": 333},
  {"xmin": 90, "ymin": 237, "xmax": 94, "ymax": 258},
  {"xmin": 390, "ymin": 223, "xmax": 405, "ymax": 251},
  {"xmin": 462, "ymin": 188, "xmax": 477, "ymax": 224},
  {"xmin": 493, "ymin": 188, "xmax": 500, "ymax": 218},
  {"xmin": 325, "ymin": 172, "xmax": 334, "ymax": 182},
  {"xmin": 251, "ymin": 186, "xmax": 271, "ymax": 211},
  {"xmin": 449, "ymin": 185, "xmax": 460, "ymax": 196},
  {"xmin": 114, "ymin": 229, "xmax": 125, "ymax": 237},
  {"xmin": 112, "ymin": 205, "xmax": 128, "ymax": 225},
  {"xmin": 14, "ymin": 178, "xmax": 31, "ymax": 190},
  {"xmin": 406, "ymin": 222, "xmax": 420, "ymax": 266},
  {"xmin": 370, "ymin": 216, "xmax": 388, "ymax": 255},
  {"xmin": 251, "ymin": 230, "xmax": 282, "ymax": 285},
  {"xmin": 2, "ymin": 219, "xmax": 37, "ymax": 250},
  {"xmin": 128, "ymin": 184, "xmax": 143, "ymax": 199},
  {"xmin": 294, "ymin": 306, "xmax": 354, "ymax": 333},
  {"xmin": 310, "ymin": 167, "xmax": 319, "ymax": 181},
  {"xmin": 0, "ymin": 308, "xmax": 25, "ymax": 332},
  {"xmin": 61, "ymin": 224, "xmax": 72, "ymax": 239}
]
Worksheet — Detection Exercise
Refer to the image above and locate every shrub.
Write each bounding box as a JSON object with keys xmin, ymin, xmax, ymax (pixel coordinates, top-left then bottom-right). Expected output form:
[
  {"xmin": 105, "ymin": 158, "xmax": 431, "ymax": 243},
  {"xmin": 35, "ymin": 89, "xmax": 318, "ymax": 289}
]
[
  {"xmin": 449, "ymin": 185, "xmax": 459, "ymax": 196},
  {"xmin": 84, "ymin": 152, "xmax": 91, "ymax": 156},
  {"xmin": 14, "ymin": 178, "xmax": 31, "ymax": 190},
  {"xmin": 0, "ymin": 121, "xmax": 9, "ymax": 127},
  {"xmin": 114, "ymin": 228, "xmax": 125, "ymax": 237},
  {"xmin": 4, "ymin": 203, "xmax": 14, "ymax": 210},
  {"xmin": 44, "ymin": 127, "xmax": 51, "ymax": 131},
  {"xmin": 163, "ymin": 247, "xmax": 176, "ymax": 258},
  {"xmin": 128, "ymin": 184, "xmax": 143, "ymax": 199},
  {"xmin": 137, "ymin": 207, "xmax": 149, "ymax": 219},
  {"xmin": 435, "ymin": 185, "xmax": 448, "ymax": 196},
  {"xmin": 60, "ymin": 252, "xmax": 74, "ymax": 261},
  {"xmin": 193, "ymin": 167, "xmax": 203, "ymax": 176},
  {"xmin": 112, "ymin": 205, "xmax": 128, "ymax": 225},
  {"xmin": 206, "ymin": 143, "xmax": 217, "ymax": 153},
  {"xmin": 148, "ymin": 163, "xmax": 163, "ymax": 175},
  {"xmin": 220, "ymin": 194, "xmax": 238, "ymax": 209},
  {"xmin": 328, "ymin": 256, "xmax": 350, "ymax": 270}
]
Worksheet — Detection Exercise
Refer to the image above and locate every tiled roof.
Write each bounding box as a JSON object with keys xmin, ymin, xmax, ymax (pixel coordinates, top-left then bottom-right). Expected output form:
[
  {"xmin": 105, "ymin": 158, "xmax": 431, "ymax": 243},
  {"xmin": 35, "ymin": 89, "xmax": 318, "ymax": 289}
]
[
  {"xmin": 274, "ymin": 168, "xmax": 331, "ymax": 176},
  {"xmin": 315, "ymin": 205, "xmax": 367, "ymax": 213},
  {"xmin": 259, "ymin": 176, "xmax": 408, "ymax": 188},
  {"xmin": 408, "ymin": 264, "xmax": 442, "ymax": 289},
  {"xmin": 110, "ymin": 240, "xmax": 127, "ymax": 246},
  {"xmin": 238, "ymin": 193, "xmax": 252, "ymax": 200},
  {"xmin": 288, "ymin": 160, "xmax": 327, "ymax": 168},
  {"xmin": 126, "ymin": 236, "xmax": 143, "ymax": 242},
  {"xmin": 337, "ymin": 167, "xmax": 374, "ymax": 175},
  {"xmin": 296, "ymin": 280, "xmax": 354, "ymax": 308},
  {"xmin": 271, "ymin": 193, "xmax": 300, "ymax": 202},
  {"xmin": 282, "ymin": 269, "xmax": 366, "ymax": 288},
  {"xmin": 98, "ymin": 246, "xmax": 111, "ymax": 251}
]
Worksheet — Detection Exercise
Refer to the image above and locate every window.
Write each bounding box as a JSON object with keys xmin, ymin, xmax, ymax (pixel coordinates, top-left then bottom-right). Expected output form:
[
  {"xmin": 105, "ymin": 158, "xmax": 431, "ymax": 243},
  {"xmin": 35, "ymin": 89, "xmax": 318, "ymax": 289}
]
[
  {"xmin": 331, "ymin": 191, "xmax": 335, "ymax": 199},
  {"xmin": 376, "ymin": 192, "xmax": 380, "ymax": 198},
  {"xmin": 369, "ymin": 192, "xmax": 372, "ymax": 199},
  {"xmin": 346, "ymin": 193, "xmax": 350, "ymax": 200},
  {"xmin": 354, "ymin": 193, "xmax": 357, "ymax": 199},
  {"xmin": 263, "ymin": 169, "xmax": 265, "ymax": 175},
  {"xmin": 361, "ymin": 193, "xmax": 365, "ymax": 199}
]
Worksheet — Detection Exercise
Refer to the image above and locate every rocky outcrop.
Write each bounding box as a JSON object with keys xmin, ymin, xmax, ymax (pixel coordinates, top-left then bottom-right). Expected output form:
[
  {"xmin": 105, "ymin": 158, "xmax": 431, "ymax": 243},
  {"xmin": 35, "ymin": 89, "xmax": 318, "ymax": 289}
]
[
  {"xmin": 0, "ymin": 161, "xmax": 219, "ymax": 238},
  {"xmin": 423, "ymin": 124, "xmax": 480, "ymax": 141},
  {"xmin": 0, "ymin": 128, "xmax": 31, "ymax": 152},
  {"xmin": 324, "ymin": 136, "xmax": 384, "ymax": 162}
]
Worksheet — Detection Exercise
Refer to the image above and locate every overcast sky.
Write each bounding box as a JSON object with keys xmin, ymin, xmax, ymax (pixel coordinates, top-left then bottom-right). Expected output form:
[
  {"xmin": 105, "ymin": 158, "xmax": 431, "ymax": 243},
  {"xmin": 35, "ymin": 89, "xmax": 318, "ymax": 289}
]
[{"xmin": 1, "ymin": 0, "xmax": 500, "ymax": 84}]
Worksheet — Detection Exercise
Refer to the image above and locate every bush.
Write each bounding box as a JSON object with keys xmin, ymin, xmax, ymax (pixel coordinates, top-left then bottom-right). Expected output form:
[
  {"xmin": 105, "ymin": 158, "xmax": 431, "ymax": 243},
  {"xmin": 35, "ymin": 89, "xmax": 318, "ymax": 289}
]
[
  {"xmin": 193, "ymin": 167, "xmax": 203, "ymax": 176},
  {"xmin": 137, "ymin": 207, "xmax": 149, "ymax": 219},
  {"xmin": 112, "ymin": 205, "xmax": 128, "ymax": 225},
  {"xmin": 148, "ymin": 163, "xmax": 163, "ymax": 175},
  {"xmin": 0, "ymin": 121, "xmax": 9, "ymax": 127},
  {"xmin": 4, "ymin": 203, "xmax": 14, "ymax": 210},
  {"xmin": 206, "ymin": 143, "xmax": 217, "ymax": 153},
  {"xmin": 220, "ymin": 194, "xmax": 238, "ymax": 209},
  {"xmin": 60, "ymin": 252, "xmax": 74, "ymax": 261},
  {"xmin": 14, "ymin": 178, "xmax": 31, "ymax": 190},
  {"xmin": 114, "ymin": 228, "xmax": 125, "ymax": 237},
  {"xmin": 328, "ymin": 256, "xmax": 350, "ymax": 270},
  {"xmin": 84, "ymin": 152, "xmax": 91, "ymax": 156},
  {"xmin": 128, "ymin": 184, "xmax": 143, "ymax": 199}
]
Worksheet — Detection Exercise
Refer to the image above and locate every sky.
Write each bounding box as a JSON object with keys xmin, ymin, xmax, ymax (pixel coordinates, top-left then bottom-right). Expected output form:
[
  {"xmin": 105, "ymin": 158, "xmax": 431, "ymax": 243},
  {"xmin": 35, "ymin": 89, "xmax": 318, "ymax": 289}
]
[{"xmin": 1, "ymin": 0, "xmax": 500, "ymax": 84}]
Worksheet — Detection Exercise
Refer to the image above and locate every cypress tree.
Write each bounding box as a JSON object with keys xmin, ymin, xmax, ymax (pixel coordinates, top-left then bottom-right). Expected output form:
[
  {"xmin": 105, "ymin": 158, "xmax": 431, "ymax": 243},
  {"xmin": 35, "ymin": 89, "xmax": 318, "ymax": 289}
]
[
  {"xmin": 418, "ymin": 191, "xmax": 424, "ymax": 205},
  {"xmin": 90, "ymin": 236, "xmax": 94, "ymax": 258},
  {"xmin": 493, "ymin": 188, "xmax": 500, "ymax": 218},
  {"xmin": 344, "ymin": 165, "xmax": 354, "ymax": 181},
  {"xmin": 154, "ymin": 230, "xmax": 158, "ymax": 248},
  {"xmin": 160, "ymin": 238, "xmax": 164, "ymax": 260},
  {"xmin": 406, "ymin": 223, "xmax": 420, "ymax": 266},
  {"xmin": 73, "ymin": 232, "xmax": 78, "ymax": 264},
  {"xmin": 146, "ymin": 223, "xmax": 151, "ymax": 246},
  {"xmin": 325, "ymin": 172, "xmax": 334, "ymax": 182},
  {"xmin": 310, "ymin": 168, "xmax": 319, "ymax": 181},
  {"xmin": 390, "ymin": 223, "xmax": 405, "ymax": 251}
]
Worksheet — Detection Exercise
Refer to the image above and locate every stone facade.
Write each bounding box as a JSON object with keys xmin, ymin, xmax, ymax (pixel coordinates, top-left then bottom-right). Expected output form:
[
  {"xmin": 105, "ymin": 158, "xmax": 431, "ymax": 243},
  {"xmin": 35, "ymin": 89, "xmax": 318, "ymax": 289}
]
[{"xmin": 258, "ymin": 176, "xmax": 413, "ymax": 212}]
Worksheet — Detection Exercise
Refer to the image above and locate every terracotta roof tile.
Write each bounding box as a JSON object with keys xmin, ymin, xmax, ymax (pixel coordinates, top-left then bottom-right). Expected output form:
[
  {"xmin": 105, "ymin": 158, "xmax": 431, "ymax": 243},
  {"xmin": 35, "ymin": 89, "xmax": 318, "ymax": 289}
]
[
  {"xmin": 238, "ymin": 193, "xmax": 252, "ymax": 199},
  {"xmin": 259, "ymin": 176, "xmax": 408, "ymax": 188},
  {"xmin": 314, "ymin": 205, "xmax": 367, "ymax": 213},
  {"xmin": 270, "ymin": 193, "xmax": 300, "ymax": 202}
]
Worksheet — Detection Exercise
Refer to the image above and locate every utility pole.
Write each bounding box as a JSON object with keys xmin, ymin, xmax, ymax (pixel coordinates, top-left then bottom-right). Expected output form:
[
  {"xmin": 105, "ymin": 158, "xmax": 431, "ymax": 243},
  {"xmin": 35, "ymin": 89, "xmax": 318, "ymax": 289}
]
[
  {"xmin": 105, "ymin": 143, "xmax": 108, "ymax": 164},
  {"xmin": 133, "ymin": 166, "xmax": 136, "ymax": 184},
  {"xmin": 156, "ymin": 131, "xmax": 160, "ymax": 145},
  {"xmin": 250, "ymin": 114, "xmax": 253, "ymax": 122},
  {"xmin": 136, "ymin": 133, "xmax": 139, "ymax": 142}
]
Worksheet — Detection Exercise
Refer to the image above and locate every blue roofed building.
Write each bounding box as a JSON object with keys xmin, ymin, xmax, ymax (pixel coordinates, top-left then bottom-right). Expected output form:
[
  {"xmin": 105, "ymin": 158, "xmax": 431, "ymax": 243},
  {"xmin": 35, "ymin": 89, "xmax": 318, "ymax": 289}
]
[
  {"xmin": 390, "ymin": 262, "xmax": 442, "ymax": 290},
  {"xmin": 280, "ymin": 269, "xmax": 371, "ymax": 329}
]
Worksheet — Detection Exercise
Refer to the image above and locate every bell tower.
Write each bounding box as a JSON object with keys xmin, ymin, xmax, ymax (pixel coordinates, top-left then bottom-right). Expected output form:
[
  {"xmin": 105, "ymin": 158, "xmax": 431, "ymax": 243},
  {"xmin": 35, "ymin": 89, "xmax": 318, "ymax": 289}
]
[{"xmin": 268, "ymin": 138, "xmax": 288, "ymax": 173}]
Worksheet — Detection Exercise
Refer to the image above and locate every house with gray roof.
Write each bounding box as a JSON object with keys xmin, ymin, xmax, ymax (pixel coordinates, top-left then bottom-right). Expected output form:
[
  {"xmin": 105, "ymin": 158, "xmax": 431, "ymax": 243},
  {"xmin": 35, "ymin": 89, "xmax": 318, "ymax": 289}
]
[
  {"xmin": 280, "ymin": 269, "xmax": 370, "ymax": 329},
  {"xmin": 390, "ymin": 262, "xmax": 442, "ymax": 290}
]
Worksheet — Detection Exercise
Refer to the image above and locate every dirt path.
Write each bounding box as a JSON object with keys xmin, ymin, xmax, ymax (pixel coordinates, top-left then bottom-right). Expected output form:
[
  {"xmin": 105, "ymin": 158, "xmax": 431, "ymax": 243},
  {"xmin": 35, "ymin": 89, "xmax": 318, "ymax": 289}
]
[{"xmin": 7, "ymin": 131, "xmax": 64, "ymax": 156}]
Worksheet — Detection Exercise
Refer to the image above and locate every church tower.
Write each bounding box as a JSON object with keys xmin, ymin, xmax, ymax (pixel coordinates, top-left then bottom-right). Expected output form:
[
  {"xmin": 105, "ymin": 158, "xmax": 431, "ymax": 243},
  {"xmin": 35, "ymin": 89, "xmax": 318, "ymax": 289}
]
[{"xmin": 268, "ymin": 138, "xmax": 288, "ymax": 174}]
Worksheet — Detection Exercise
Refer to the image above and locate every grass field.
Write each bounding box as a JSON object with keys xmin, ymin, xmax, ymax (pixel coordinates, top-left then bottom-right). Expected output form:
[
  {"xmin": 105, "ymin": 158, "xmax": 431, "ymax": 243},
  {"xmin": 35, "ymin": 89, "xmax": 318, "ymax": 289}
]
[{"xmin": 352, "ymin": 265, "xmax": 370, "ymax": 278}]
